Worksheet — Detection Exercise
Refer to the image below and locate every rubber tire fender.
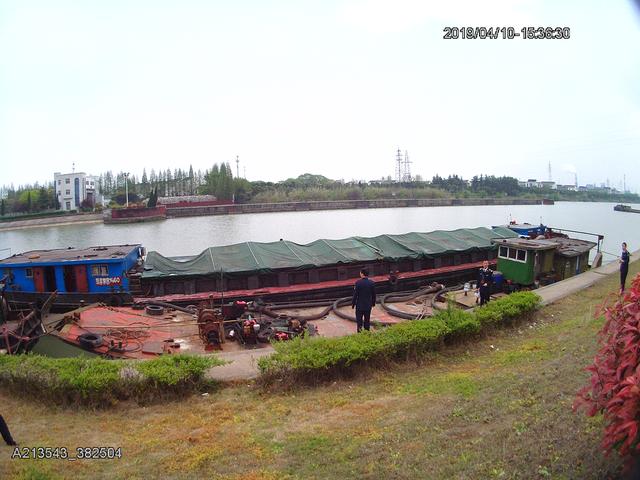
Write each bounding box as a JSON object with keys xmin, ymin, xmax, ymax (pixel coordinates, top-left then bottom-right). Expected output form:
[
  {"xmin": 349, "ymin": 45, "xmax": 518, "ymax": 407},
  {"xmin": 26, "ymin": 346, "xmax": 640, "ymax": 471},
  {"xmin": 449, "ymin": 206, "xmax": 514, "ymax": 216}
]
[{"xmin": 77, "ymin": 333, "xmax": 103, "ymax": 350}]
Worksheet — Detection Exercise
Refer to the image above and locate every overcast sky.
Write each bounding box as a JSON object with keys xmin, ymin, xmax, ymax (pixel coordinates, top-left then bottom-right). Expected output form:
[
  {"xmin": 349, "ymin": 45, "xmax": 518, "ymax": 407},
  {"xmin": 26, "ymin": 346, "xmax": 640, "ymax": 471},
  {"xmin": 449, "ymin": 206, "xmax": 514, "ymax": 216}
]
[{"xmin": 1, "ymin": 0, "xmax": 639, "ymax": 191}]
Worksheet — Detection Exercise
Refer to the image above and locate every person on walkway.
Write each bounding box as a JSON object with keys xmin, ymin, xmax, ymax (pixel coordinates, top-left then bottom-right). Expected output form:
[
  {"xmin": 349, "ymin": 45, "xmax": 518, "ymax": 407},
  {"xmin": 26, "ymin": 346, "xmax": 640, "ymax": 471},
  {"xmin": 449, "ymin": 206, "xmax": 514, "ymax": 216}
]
[
  {"xmin": 0, "ymin": 414, "xmax": 17, "ymax": 446},
  {"xmin": 477, "ymin": 260, "xmax": 494, "ymax": 306},
  {"xmin": 620, "ymin": 242, "xmax": 630, "ymax": 294},
  {"xmin": 352, "ymin": 268, "xmax": 376, "ymax": 332}
]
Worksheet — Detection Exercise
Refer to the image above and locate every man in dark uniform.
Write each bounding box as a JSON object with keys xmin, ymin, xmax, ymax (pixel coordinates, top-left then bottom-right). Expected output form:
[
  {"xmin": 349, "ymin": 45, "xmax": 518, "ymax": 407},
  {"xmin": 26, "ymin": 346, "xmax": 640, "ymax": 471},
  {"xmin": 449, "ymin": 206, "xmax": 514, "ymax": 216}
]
[
  {"xmin": 0, "ymin": 414, "xmax": 17, "ymax": 446},
  {"xmin": 477, "ymin": 260, "xmax": 493, "ymax": 306},
  {"xmin": 620, "ymin": 242, "xmax": 631, "ymax": 294},
  {"xmin": 352, "ymin": 268, "xmax": 376, "ymax": 332}
]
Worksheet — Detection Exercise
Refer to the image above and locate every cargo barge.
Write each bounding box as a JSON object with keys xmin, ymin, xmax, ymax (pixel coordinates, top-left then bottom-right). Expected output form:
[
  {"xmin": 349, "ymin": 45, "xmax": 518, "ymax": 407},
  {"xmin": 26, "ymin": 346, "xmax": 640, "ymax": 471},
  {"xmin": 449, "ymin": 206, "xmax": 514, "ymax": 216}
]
[
  {"xmin": 614, "ymin": 204, "xmax": 640, "ymax": 214},
  {"xmin": 0, "ymin": 223, "xmax": 603, "ymax": 358},
  {"xmin": 0, "ymin": 224, "xmax": 600, "ymax": 310}
]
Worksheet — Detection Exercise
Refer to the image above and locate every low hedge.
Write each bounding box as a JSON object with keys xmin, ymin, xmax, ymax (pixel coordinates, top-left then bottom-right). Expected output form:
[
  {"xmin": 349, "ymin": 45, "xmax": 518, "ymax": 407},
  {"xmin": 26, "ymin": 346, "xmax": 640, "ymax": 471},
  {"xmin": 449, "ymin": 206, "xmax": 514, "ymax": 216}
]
[
  {"xmin": 258, "ymin": 291, "xmax": 540, "ymax": 385},
  {"xmin": 0, "ymin": 354, "xmax": 223, "ymax": 407},
  {"xmin": 473, "ymin": 291, "xmax": 540, "ymax": 326}
]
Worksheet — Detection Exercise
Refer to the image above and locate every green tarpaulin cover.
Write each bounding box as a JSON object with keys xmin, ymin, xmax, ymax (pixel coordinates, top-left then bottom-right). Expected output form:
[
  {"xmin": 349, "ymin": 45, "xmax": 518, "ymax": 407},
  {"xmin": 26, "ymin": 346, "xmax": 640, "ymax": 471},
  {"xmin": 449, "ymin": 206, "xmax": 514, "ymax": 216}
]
[{"xmin": 142, "ymin": 227, "xmax": 518, "ymax": 279}]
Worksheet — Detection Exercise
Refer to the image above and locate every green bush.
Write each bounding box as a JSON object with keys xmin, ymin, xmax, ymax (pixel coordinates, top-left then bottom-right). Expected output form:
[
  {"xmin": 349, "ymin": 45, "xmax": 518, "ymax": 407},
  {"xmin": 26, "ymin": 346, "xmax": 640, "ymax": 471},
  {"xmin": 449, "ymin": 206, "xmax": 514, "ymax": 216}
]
[
  {"xmin": 258, "ymin": 318, "xmax": 449, "ymax": 381},
  {"xmin": 474, "ymin": 291, "xmax": 540, "ymax": 327},
  {"xmin": 259, "ymin": 291, "xmax": 540, "ymax": 385},
  {"xmin": 0, "ymin": 354, "xmax": 223, "ymax": 407},
  {"xmin": 436, "ymin": 304, "xmax": 481, "ymax": 338},
  {"xmin": 136, "ymin": 354, "xmax": 216, "ymax": 386}
]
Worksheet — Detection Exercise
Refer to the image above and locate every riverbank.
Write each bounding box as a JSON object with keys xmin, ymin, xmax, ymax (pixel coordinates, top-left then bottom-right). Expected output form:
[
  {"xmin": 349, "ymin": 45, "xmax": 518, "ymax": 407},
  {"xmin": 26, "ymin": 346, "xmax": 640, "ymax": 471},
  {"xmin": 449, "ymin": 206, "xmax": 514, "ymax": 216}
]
[
  {"xmin": 2, "ymin": 255, "xmax": 637, "ymax": 479},
  {"xmin": 166, "ymin": 196, "xmax": 551, "ymax": 218},
  {"xmin": 0, "ymin": 213, "xmax": 102, "ymax": 232},
  {"xmin": 0, "ymin": 197, "xmax": 549, "ymax": 232}
]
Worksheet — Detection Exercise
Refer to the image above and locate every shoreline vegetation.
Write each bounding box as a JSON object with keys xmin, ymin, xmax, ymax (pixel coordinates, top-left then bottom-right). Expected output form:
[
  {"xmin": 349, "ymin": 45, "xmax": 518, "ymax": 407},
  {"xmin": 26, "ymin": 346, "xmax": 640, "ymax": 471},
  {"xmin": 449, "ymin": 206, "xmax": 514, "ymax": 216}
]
[
  {"xmin": 1, "ymin": 262, "xmax": 637, "ymax": 478},
  {"xmin": 2, "ymin": 171, "xmax": 638, "ymax": 224},
  {"xmin": 0, "ymin": 354, "xmax": 223, "ymax": 408},
  {"xmin": 258, "ymin": 292, "xmax": 540, "ymax": 387}
]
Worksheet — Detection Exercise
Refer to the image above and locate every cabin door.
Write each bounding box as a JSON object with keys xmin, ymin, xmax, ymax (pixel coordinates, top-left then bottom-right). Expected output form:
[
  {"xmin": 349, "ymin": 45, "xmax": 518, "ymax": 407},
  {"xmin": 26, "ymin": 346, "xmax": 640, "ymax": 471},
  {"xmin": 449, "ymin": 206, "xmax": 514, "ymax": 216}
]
[
  {"xmin": 44, "ymin": 267, "xmax": 57, "ymax": 291},
  {"xmin": 63, "ymin": 265, "xmax": 89, "ymax": 293},
  {"xmin": 33, "ymin": 267, "xmax": 46, "ymax": 292},
  {"xmin": 73, "ymin": 265, "xmax": 88, "ymax": 292}
]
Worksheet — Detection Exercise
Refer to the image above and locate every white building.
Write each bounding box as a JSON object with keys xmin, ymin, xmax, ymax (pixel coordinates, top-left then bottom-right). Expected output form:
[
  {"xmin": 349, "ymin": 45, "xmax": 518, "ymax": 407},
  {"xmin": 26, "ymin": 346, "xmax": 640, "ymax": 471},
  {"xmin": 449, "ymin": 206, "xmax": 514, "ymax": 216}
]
[{"xmin": 54, "ymin": 172, "xmax": 101, "ymax": 211}]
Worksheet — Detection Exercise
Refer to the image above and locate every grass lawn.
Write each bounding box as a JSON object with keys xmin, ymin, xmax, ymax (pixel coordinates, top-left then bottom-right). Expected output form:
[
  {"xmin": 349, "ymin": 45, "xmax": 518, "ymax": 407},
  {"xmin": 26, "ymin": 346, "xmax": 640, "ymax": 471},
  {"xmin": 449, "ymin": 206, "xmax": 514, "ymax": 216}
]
[{"xmin": 2, "ymin": 261, "xmax": 637, "ymax": 480}]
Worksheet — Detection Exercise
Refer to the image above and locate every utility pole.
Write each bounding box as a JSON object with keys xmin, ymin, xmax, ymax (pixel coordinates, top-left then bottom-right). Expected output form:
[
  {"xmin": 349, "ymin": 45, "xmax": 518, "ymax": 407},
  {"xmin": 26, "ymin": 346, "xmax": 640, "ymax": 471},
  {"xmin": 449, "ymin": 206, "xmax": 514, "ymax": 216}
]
[
  {"xmin": 236, "ymin": 155, "xmax": 240, "ymax": 178},
  {"xmin": 124, "ymin": 172, "xmax": 130, "ymax": 207},
  {"xmin": 548, "ymin": 161, "xmax": 552, "ymax": 182}
]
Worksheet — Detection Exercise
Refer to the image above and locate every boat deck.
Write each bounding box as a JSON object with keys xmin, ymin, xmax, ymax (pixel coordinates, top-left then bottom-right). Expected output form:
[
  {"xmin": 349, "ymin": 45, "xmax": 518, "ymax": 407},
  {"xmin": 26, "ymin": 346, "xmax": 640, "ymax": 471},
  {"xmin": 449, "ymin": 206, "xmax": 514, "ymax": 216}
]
[
  {"xmin": 50, "ymin": 305, "xmax": 263, "ymax": 359},
  {"xmin": 137, "ymin": 260, "xmax": 494, "ymax": 305}
]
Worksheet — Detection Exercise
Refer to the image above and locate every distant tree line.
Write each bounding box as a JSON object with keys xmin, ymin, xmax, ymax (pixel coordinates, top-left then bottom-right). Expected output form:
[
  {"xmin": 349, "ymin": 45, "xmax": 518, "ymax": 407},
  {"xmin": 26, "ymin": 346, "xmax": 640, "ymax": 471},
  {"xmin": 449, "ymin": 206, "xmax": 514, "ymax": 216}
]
[
  {"xmin": 2, "ymin": 169, "xmax": 639, "ymax": 217},
  {"xmin": 97, "ymin": 165, "xmax": 204, "ymax": 198},
  {"xmin": 0, "ymin": 183, "xmax": 58, "ymax": 216}
]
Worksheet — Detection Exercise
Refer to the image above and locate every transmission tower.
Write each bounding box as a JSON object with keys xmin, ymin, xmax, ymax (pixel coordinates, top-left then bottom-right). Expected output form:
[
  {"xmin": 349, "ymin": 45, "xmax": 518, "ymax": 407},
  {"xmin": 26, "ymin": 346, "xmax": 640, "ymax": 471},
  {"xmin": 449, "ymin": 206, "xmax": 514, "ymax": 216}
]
[
  {"xmin": 403, "ymin": 150, "xmax": 412, "ymax": 182},
  {"xmin": 235, "ymin": 155, "xmax": 240, "ymax": 178},
  {"xmin": 395, "ymin": 148, "xmax": 403, "ymax": 183},
  {"xmin": 548, "ymin": 161, "xmax": 552, "ymax": 182}
]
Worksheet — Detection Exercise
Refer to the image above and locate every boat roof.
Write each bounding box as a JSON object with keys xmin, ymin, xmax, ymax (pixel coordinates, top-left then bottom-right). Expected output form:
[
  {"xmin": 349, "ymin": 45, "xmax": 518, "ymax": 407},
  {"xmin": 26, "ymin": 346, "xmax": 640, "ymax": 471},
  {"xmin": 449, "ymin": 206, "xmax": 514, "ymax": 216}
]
[
  {"xmin": 506, "ymin": 223, "xmax": 544, "ymax": 230},
  {"xmin": 0, "ymin": 244, "xmax": 141, "ymax": 266},
  {"xmin": 142, "ymin": 227, "xmax": 519, "ymax": 279},
  {"xmin": 494, "ymin": 238, "xmax": 556, "ymax": 251},
  {"xmin": 494, "ymin": 237, "xmax": 596, "ymax": 257}
]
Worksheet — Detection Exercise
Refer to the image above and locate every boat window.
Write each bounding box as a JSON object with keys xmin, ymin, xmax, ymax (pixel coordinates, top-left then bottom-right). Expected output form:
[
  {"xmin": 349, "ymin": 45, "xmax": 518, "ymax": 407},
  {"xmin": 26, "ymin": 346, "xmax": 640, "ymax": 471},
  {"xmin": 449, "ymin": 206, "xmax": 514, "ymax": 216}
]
[
  {"xmin": 499, "ymin": 246, "xmax": 508, "ymax": 258},
  {"xmin": 91, "ymin": 264, "xmax": 109, "ymax": 276},
  {"xmin": 516, "ymin": 249, "xmax": 526, "ymax": 261},
  {"xmin": 25, "ymin": 268, "xmax": 33, "ymax": 278},
  {"xmin": 508, "ymin": 248, "xmax": 517, "ymax": 259}
]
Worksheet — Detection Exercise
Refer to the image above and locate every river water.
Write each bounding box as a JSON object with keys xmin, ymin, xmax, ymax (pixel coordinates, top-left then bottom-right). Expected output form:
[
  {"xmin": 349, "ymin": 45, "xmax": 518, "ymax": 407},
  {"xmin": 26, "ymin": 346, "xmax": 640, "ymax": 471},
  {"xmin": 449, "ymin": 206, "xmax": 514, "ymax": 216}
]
[{"xmin": 1, "ymin": 202, "xmax": 638, "ymax": 263}]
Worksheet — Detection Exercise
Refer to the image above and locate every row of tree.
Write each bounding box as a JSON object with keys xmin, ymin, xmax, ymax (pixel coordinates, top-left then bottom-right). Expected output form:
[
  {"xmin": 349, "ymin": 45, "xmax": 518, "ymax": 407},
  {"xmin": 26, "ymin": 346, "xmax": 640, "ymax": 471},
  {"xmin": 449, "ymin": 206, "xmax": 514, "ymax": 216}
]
[
  {"xmin": 3, "ymin": 169, "xmax": 639, "ymax": 217},
  {"xmin": 97, "ymin": 165, "xmax": 211, "ymax": 198},
  {"xmin": 0, "ymin": 184, "xmax": 59, "ymax": 216}
]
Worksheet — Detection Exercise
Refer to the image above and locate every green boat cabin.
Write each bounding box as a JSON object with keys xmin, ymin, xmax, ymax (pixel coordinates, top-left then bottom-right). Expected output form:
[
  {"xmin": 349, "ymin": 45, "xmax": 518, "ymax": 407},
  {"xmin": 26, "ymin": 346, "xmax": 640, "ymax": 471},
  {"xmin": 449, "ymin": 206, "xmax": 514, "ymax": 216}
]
[{"xmin": 493, "ymin": 237, "xmax": 596, "ymax": 287}]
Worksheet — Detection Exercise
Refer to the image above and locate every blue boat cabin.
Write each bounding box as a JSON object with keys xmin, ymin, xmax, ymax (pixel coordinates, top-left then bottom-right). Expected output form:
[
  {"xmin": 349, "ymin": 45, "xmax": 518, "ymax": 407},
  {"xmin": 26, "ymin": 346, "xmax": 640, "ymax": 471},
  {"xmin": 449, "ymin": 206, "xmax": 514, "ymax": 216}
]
[{"xmin": 0, "ymin": 245, "xmax": 143, "ymax": 295}]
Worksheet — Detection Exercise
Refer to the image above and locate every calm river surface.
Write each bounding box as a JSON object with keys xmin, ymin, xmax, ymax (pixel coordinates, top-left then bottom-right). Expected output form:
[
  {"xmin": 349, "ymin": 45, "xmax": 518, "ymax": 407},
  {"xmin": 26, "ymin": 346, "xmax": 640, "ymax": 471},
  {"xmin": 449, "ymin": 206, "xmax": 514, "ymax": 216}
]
[{"xmin": 1, "ymin": 202, "xmax": 639, "ymax": 263}]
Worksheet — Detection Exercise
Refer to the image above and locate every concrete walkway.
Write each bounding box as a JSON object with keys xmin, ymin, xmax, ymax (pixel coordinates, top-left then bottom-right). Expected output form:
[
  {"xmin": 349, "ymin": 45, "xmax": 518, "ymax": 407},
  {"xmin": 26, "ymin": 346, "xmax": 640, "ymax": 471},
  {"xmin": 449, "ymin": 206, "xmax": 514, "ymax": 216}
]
[
  {"xmin": 206, "ymin": 346, "xmax": 274, "ymax": 381},
  {"xmin": 535, "ymin": 255, "xmax": 626, "ymax": 306},
  {"xmin": 206, "ymin": 251, "xmax": 639, "ymax": 382}
]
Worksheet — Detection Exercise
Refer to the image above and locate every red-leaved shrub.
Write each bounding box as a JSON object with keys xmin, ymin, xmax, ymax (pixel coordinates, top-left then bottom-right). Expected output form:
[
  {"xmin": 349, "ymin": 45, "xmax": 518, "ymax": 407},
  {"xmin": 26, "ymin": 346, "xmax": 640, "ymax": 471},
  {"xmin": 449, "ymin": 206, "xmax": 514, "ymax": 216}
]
[{"xmin": 575, "ymin": 273, "xmax": 640, "ymax": 465}]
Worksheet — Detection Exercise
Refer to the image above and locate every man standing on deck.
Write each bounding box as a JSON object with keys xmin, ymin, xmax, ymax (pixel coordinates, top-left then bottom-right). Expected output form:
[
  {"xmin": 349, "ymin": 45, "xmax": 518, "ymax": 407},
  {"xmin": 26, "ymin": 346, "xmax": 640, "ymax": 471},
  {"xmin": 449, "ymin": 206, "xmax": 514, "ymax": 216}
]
[
  {"xmin": 352, "ymin": 268, "xmax": 376, "ymax": 332},
  {"xmin": 620, "ymin": 242, "xmax": 631, "ymax": 294},
  {"xmin": 477, "ymin": 260, "xmax": 493, "ymax": 306}
]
